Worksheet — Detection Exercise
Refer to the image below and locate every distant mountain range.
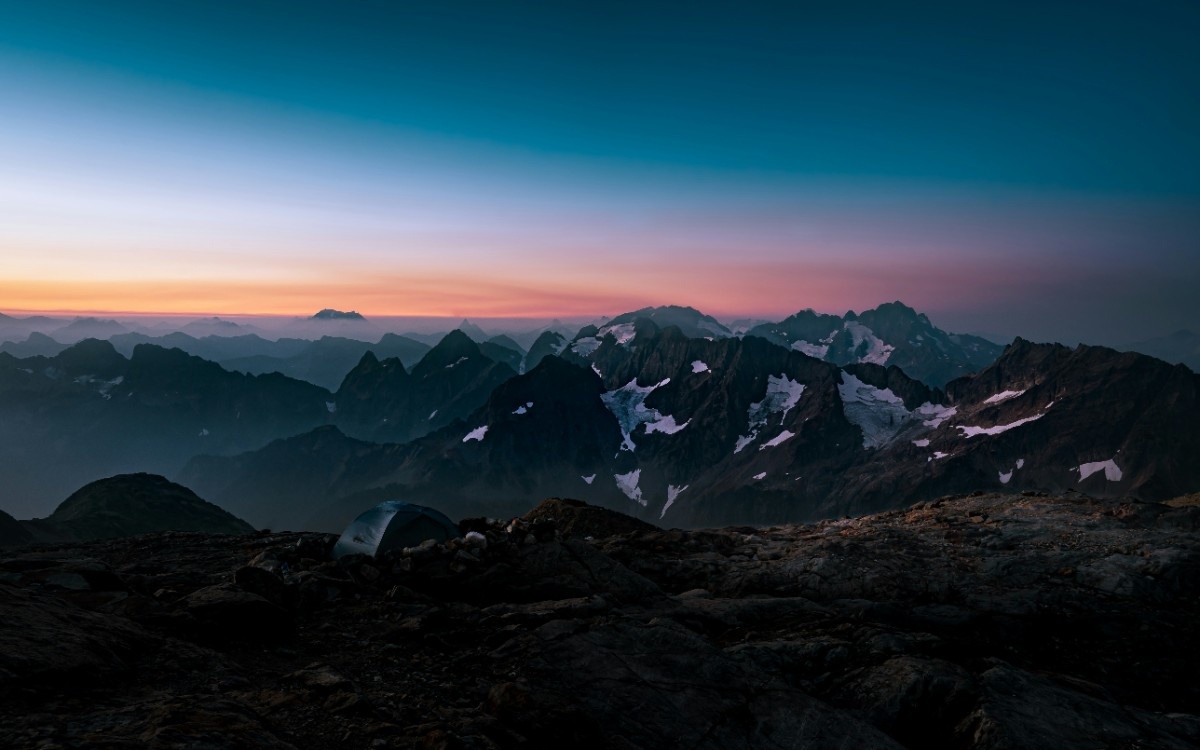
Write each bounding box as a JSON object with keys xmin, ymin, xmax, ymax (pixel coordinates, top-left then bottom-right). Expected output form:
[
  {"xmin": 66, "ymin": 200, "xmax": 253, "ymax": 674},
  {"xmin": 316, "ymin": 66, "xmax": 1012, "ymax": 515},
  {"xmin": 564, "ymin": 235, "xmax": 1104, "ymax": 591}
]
[
  {"xmin": 1, "ymin": 302, "xmax": 1197, "ymax": 529},
  {"xmin": 181, "ymin": 324, "xmax": 1199, "ymax": 531}
]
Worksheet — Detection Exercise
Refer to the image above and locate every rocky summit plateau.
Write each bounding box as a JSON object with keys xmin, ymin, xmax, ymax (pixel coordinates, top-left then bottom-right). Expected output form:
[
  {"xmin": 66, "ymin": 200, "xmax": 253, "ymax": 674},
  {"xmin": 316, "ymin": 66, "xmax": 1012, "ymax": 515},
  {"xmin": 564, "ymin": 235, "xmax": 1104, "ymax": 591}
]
[{"xmin": 2, "ymin": 491, "xmax": 1198, "ymax": 749}]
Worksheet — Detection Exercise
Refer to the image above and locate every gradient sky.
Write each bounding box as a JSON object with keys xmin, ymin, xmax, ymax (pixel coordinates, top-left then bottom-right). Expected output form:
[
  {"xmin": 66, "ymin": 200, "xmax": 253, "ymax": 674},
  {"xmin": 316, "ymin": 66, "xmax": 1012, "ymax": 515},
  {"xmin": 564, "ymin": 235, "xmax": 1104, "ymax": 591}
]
[{"xmin": 1, "ymin": 0, "xmax": 1197, "ymax": 344}]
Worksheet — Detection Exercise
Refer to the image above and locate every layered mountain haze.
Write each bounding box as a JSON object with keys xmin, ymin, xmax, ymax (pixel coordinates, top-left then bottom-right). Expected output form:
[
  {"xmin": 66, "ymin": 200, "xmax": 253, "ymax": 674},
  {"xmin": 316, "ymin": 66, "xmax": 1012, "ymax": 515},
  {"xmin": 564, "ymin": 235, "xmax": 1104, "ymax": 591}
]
[
  {"xmin": 0, "ymin": 301, "xmax": 1196, "ymax": 532},
  {"xmin": 171, "ymin": 308, "xmax": 1200, "ymax": 532}
]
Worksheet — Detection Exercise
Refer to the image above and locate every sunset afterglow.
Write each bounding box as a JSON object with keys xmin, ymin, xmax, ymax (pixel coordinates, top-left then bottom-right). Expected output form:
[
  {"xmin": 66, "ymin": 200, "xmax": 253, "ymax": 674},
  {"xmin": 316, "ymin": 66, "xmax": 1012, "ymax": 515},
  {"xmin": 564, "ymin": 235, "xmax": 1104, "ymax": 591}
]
[{"xmin": 2, "ymin": 2, "xmax": 1197, "ymax": 343}]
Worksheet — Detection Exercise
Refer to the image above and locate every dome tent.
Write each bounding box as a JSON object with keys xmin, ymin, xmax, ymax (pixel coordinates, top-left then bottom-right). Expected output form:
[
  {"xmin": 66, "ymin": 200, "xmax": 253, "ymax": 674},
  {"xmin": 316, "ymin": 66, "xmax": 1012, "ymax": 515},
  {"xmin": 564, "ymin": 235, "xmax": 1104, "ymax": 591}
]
[{"xmin": 333, "ymin": 501, "xmax": 460, "ymax": 559}]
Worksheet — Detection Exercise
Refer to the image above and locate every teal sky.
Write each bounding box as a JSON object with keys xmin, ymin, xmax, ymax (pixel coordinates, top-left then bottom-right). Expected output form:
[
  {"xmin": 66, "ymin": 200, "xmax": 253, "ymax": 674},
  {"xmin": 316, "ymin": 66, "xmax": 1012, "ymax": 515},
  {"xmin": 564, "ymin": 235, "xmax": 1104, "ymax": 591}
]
[{"xmin": 1, "ymin": 1, "xmax": 1197, "ymax": 343}]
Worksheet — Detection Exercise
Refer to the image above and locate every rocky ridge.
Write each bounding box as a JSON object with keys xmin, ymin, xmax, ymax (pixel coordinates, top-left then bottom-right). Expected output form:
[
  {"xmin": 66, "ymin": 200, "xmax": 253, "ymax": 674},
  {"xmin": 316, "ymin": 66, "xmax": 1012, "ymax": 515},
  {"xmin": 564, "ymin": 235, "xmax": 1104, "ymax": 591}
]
[{"xmin": 1, "ymin": 492, "xmax": 1196, "ymax": 749}]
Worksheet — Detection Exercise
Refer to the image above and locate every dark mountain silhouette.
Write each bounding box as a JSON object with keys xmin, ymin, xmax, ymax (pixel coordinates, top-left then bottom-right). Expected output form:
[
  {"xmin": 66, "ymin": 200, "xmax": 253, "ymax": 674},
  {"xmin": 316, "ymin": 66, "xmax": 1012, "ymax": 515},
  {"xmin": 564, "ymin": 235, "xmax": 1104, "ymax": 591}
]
[
  {"xmin": 331, "ymin": 330, "xmax": 517, "ymax": 444},
  {"xmin": 478, "ymin": 340, "xmax": 524, "ymax": 372},
  {"xmin": 16, "ymin": 473, "xmax": 253, "ymax": 544},
  {"xmin": 524, "ymin": 330, "xmax": 568, "ymax": 372},
  {"xmin": 747, "ymin": 301, "xmax": 1004, "ymax": 387},
  {"xmin": 485, "ymin": 334, "xmax": 525, "ymax": 354},
  {"xmin": 311, "ymin": 309, "xmax": 365, "ymax": 320},
  {"xmin": 0, "ymin": 508, "xmax": 33, "ymax": 547}
]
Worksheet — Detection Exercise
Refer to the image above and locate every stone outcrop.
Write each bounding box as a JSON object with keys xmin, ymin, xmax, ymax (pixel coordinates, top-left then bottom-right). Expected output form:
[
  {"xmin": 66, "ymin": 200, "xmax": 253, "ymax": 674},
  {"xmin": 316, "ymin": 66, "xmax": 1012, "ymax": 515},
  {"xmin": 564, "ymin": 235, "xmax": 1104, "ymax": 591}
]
[{"xmin": 0, "ymin": 492, "xmax": 1196, "ymax": 748}]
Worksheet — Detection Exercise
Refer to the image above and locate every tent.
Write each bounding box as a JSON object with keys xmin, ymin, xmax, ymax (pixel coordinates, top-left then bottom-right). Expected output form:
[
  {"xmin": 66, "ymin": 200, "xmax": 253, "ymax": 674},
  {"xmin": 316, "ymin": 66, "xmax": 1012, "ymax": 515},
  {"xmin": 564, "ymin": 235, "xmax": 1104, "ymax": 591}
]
[{"xmin": 333, "ymin": 500, "xmax": 460, "ymax": 559}]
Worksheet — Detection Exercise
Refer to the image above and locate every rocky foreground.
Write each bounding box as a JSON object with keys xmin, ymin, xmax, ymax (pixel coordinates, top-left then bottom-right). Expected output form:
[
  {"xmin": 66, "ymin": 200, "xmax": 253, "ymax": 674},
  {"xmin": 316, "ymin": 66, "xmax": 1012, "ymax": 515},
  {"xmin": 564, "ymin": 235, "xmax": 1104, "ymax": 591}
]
[{"xmin": 2, "ymin": 492, "xmax": 1198, "ymax": 749}]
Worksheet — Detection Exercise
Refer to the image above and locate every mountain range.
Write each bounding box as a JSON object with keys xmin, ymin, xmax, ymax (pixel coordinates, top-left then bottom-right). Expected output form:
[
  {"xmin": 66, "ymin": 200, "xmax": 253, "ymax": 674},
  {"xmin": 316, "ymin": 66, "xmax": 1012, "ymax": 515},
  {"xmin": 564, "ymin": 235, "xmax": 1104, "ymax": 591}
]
[
  {"xmin": 182, "ymin": 323, "xmax": 1198, "ymax": 531},
  {"xmin": 1, "ymin": 302, "xmax": 1197, "ymax": 529}
]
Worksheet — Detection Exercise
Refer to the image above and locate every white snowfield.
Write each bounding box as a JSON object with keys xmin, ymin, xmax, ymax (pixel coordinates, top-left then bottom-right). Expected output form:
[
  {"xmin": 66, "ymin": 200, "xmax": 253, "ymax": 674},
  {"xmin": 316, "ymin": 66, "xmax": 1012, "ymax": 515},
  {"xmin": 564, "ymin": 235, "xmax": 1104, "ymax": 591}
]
[
  {"xmin": 614, "ymin": 469, "xmax": 645, "ymax": 504},
  {"xmin": 462, "ymin": 425, "xmax": 488, "ymax": 442},
  {"xmin": 571, "ymin": 337, "xmax": 601, "ymax": 357},
  {"xmin": 599, "ymin": 322, "xmax": 637, "ymax": 345},
  {"xmin": 734, "ymin": 374, "xmax": 806, "ymax": 453},
  {"xmin": 760, "ymin": 430, "xmax": 795, "ymax": 449},
  {"xmin": 839, "ymin": 373, "xmax": 957, "ymax": 449},
  {"xmin": 691, "ymin": 360, "xmax": 710, "ymax": 374},
  {"xmin": 601, "ymin": 378, "xmax": 687, "ymax": 451},
  {"xmin": 662, "ymin": 484, "xmax": 688, "ymax": 518},
  {"xmin": 917, "ymin": 403, "xmax": 957, "ymax": 429},
  {"xmin": 1077, "ymin": 457, "xmax": 1123, "ymax": 481},
  {"xmin": 984, "ymin": 389, "xmax": 1026, "ymax": 405},
  {"xmin": 957, "ymin": 405, "xmax": 1052, "ymax": 438},
  {"xmin": 844, "ymin": 321, "xmax": 894, "ymax": 365},
  {"xmin": 644, "ymin": 414, "xmax": 691, "ymax": 435},
  {"xmin": 998, "ymin": 458, "xmax": 1026, "ymax": 484}
]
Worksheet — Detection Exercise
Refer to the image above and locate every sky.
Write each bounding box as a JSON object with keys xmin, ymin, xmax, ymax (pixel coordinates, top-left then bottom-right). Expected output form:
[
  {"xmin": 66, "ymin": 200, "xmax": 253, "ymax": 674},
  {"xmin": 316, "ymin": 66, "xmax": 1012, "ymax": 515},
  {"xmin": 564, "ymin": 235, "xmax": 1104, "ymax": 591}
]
[{"xmin": 1, "ymin": 0, "xmax": 1197, "ymax": 344}]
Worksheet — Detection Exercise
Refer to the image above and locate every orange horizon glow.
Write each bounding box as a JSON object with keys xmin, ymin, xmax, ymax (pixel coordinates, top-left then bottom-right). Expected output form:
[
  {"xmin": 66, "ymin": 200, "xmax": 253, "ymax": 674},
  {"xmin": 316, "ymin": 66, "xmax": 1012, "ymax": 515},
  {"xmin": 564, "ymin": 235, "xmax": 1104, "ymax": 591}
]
[{"xmin": 0, "ymin": 252, "xmax": 1042, "ymax": 324}]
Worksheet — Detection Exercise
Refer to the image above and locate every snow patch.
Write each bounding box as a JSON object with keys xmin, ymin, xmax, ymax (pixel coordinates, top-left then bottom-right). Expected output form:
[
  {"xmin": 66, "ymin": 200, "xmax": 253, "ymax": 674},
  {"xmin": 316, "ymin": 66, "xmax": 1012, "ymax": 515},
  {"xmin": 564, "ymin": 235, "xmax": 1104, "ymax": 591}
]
[
  {"xmin": 198, "ymin": 428, "xmax": 209, "ymax": 437},
  {"xmin": 1016, "ymin": 458, "xmax": 1025, "ymax": 469},
  {"xmin": 325, "ymin": 401, "xmax": 337, "ymax": 414},
  {"xmin": 691, "ymin": 360, "xmax": 709, "ymax": 374},
  {"xmin": 957, "ymin": 409, "xmax": 1048, "ymax": 438},
  {"xmin": 932, "ymin": 451, "xmax": 949, "ymax": 459},
  {"xmin": 662, "ymin": 484, "xmax": 688, "ymax": 519},
  {"xmin": 462, "ymin": 426, "xmax": 488, "ymax": 442},
  {"xmin": 571, "ymin": 337, "xmax": 601, "ymax": 357},
  {"xmin": 760, "ymin": 430, "xmax": 795, "ymax": 449},
  {"xmin": 838, "ymin": 372, "xmax": 910, "ymax": 449},
  {"xmin": 96, "ymin": 376, "xmax": 123, "ymax": 399},
  {"xmin": 581, "ymin": 474, "xmax": 595, "ymax": 485},
  {"xmin": 999, "ymin": 470, "xmax": 1013, "ymax": 484},
  {"xmin": 644, "ymin": 415, "xmax": 690, "ymax": 435},
  {"xmin": 734, "ymin": 374, "xmax": 806, "ymax": 453},
  {"xmin": 445, "ymin": 356, "xmax": 468, "ymax": 369},
  {"xmin": 615, "ymin": 469, "xmax": 645, "ymax": 505},
  {"xmin": 752, "ymin": 472, "xmax": 767, "ymax": 480},
  {"xmin": 429, "ymin": 409, "xmax": 438, "ymax": 420},
  {"xmin": 791, "ymin": 340, "xmax": 830, "ymax": 358},
  {"xmin": 844, "ymin": 321, "xmax": 894, "ymax": 365},
  {"xmin": 601, "ymin": 378, "xmax": 678, "ymax": 451},
  {"xmin": 912, "ymin": 439, "xmax": 930, "ymax": 447},
  {"xmin": 599, "ymin": 322, "xmax": 637, "ymax": 345},
  {"xmin": 916, "ymin": 402, "xmax": 957, "ymax": 429},
  {"xmin": 985, "ymin": 389, "xmax": 1026, "ymax": 405},
  {"xmin": 512, "ymin": 401, "xmax": 533, "ymax": 415},
  {"xmin": 1078, "ymin": 458, "xmax": 1122, "ymax": 482}
]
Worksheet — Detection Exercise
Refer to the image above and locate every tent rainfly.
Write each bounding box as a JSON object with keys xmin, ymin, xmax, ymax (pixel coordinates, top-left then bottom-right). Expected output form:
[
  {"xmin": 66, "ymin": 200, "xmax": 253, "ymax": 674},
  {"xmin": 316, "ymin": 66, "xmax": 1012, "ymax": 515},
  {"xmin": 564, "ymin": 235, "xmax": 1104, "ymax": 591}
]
[{"xmin": 333, "ymin": 500, "xmax": 460, "ymax": 559}]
